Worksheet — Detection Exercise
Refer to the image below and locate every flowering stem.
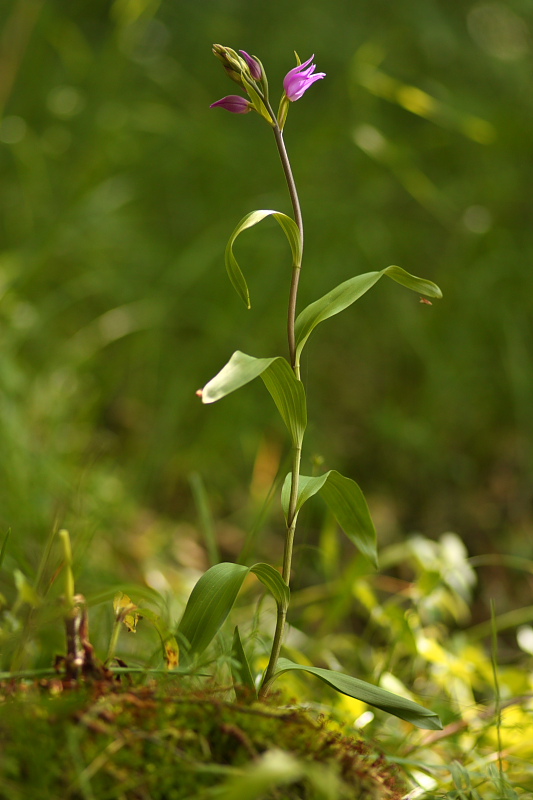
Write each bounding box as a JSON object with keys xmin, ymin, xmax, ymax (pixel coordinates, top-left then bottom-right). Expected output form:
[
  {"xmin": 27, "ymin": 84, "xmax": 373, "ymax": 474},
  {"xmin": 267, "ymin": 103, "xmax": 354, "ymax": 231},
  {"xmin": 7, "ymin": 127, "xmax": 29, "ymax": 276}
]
[
  {"xmin": 271, "ymin": 124, "xmax": 303, "ymax": 377},
  {"xmin": 260, "ymin": 119, "xmax": 304, "ymax": 697}
]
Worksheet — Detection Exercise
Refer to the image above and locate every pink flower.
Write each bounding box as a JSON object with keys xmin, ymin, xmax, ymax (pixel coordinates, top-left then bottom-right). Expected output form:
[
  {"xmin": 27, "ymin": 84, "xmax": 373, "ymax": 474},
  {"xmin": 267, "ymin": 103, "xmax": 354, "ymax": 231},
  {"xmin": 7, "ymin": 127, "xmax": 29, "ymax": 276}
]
[
  {"xmin": 210, "ymin": 95, "xmax": 252, "ymax": 114},
  {"xmin": 283, "ymin": 56, "xmax": 325, "ymax": 101},
  {"xmin": 239, "ymin": 50, "xmax": 262, "ymax": 81}
]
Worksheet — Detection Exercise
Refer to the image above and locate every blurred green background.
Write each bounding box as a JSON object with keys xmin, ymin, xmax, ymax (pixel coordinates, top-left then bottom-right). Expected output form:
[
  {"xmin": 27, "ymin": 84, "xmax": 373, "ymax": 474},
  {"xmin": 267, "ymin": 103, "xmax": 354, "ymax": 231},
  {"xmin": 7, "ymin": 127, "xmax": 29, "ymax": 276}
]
[{"xmin": 1, "ymin": 0, "xmax": 532, "ymax": 620}]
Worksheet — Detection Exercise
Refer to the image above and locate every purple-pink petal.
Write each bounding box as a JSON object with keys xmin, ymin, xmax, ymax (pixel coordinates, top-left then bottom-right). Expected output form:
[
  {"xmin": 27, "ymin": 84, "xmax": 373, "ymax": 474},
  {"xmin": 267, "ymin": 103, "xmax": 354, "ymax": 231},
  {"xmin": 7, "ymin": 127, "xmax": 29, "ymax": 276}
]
[
  {"xmin": 239, "ymin": 50, "xmax": 262, "ymax": 80},
  {"xmin": 284, "ymin": 55, "xmax": 315, "ymax": 83},
  {"xmin": 283, "ymin": 55, "xmax": 325, "ymax": 101},
  {"xmin": 210, "ymin": 95, "xmax": 252, "ymax": 114}
]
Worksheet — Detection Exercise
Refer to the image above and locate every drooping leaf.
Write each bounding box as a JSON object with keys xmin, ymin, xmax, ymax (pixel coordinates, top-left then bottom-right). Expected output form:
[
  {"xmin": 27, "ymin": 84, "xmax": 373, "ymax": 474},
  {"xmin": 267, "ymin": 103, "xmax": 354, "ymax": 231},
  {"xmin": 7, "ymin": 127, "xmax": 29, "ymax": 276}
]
[
  {"xmin": 282, "ymin": 471, "xmax": 377, "ymax": 567},
  {"xmin": 273, "ymin": 658, "xmax": 442, "ymax": 730},
  {"xmin": 225, "ymin": 210, "xmax": 302, "ymax": 308},
  {"xmin": 383, "ymin": 264, "xmax": 443, "ymax": 297},
  {"xmin": 200, "ymin": 351, "xmax": 306, "ymax": 447},
  {"xmin": 231, "ymin": 626, "xmax": 257, "ymax": 698},
  {"xmin": 177, "ymin": 562, "xmax": 289, "ymax": 659},
  {"xmin": 294, "ymin": 265, "xmax": 442, "ymax": 363},
  {"xmin": 250, "ymin": 562, "xmax": 290, "ymax": 611}
]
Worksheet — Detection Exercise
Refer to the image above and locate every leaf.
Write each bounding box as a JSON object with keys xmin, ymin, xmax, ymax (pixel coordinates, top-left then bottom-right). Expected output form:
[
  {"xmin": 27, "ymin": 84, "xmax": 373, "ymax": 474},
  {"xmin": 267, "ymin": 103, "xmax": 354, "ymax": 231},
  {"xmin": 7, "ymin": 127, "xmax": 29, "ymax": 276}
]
[
  {"xmin": 200, "ymin": 351, "xmax": 306, "ymax": 447},
  {"xmin": 231, "ymin": 626, "xmax": 257, "ymax": 698},
  {"xmin": 177, "ymin": 562, "xmax": 289, "ymax": 659},
  {"xmin": 250, "ymin": 563, "xmax": 290, "ymax": 611},
  {"xmin": 384, "ymin": 264, "xmax": 443, "ymax": 297},
  {"xmin": 273, "ymin": 658, "xmax": 442, "ymax": 730},
  {"xmin": 282, "ymin": 471, "xmax": 377, "ymax": 567},
  {"xmin": 177, "ymin": 563, "xmax": 248, "ymax": 659},
  {"xmin": 294, "ymin": 265, "xmax": 442, "ymax": 363},
  {"xmin": 225, "ymin": 210, "xmax": 302, "ymax": 308}
]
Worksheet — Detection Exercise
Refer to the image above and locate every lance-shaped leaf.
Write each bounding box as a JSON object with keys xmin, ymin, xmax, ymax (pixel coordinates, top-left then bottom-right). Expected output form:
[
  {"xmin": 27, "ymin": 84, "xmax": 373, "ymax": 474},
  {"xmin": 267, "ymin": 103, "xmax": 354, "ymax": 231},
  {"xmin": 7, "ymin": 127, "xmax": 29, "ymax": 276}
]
[
  {"xmin": 231, "ymin": 626, "xmax": 257, "ymax": 698},
  {"xmin": 177, "ymin": 562, "xmax": 289, "ymax": 659},
  {"xmin": 273, "ymin": 658, "xmax": 442, "ymax": 730},
  {"xmin": 250, "ymin": 563, "xmax": 290, "ymax": 609},
  {"xmin": 225, "ymin": 210, "xmax": 302, "ymax": 308},
  {"xmin": 282, "ymin": 470, "xmax": 377, "ymax": 567},
  {"xmin": 200, "ymin": 351, "xmax": 306, "ymax": 447},
  {"xmin": 295, "ymin": 265, "xmax": 442, "ymax": 363}
]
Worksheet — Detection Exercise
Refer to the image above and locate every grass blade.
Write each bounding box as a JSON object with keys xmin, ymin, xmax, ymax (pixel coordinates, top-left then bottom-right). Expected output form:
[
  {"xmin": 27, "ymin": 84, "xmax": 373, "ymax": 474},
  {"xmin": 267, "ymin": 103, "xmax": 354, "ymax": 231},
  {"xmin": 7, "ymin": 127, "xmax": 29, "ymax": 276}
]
[{"xmin": 189, "ymin": 472, "xmax": 220, "ymax": 566}]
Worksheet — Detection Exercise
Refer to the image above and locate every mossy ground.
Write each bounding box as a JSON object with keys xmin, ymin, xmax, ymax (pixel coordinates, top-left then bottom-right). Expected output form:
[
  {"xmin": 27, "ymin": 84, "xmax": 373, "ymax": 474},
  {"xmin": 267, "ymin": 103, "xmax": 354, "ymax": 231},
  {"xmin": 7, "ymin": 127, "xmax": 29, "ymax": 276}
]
[{"xmin": 0, "ymin": 676, "xmax": 405, "ymax": 799}]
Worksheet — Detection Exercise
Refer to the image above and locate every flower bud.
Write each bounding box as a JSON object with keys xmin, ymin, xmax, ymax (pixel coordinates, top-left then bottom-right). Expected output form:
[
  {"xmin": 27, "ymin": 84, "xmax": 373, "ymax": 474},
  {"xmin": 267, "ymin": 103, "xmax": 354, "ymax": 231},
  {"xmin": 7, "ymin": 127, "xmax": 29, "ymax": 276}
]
[
  {"xmin": 210, "ymin": 95, "xmax": 252, "ymax": 114},
  {"xmin": 239, "ymin": 50, "xmax": 262, "ymax": 81},
  {"xmin": 213, "ymin": 43, "xmax": 260, "ymax": 89},
  {"xmin": 212, "ymin": 44, "xmax": 245, "ymax": 85}
]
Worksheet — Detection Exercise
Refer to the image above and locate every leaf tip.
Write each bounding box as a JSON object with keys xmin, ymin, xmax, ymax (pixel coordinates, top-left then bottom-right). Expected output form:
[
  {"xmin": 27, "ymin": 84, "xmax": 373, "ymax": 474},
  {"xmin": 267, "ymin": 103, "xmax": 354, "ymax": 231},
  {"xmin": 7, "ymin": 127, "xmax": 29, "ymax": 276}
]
[
  {"xmin": 424, "ymin": 713, "xmax": 444, "ymax": 731},
  {"xmin": 195, "ymin": 389, "xmax": 203, "ymax": 398},
  {"xmin": 427, "ymin": 283, "xmax": 443, "ymax": 300}
]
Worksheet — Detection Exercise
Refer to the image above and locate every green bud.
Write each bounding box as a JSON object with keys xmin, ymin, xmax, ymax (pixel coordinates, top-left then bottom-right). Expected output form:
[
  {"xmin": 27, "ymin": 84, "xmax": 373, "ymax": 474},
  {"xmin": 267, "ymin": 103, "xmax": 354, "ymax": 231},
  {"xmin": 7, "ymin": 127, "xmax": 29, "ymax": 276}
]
[{"xmin": 212, "ymin": 44, "xmax": 256, "ymax": 88}]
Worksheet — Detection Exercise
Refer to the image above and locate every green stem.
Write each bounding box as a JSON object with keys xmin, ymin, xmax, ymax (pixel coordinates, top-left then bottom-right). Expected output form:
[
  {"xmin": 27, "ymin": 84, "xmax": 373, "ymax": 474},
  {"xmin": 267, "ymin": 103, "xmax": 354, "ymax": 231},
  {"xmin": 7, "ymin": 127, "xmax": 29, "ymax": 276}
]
[
  {"xmin": 272, "ymin": 124, "xmax": 303, "ymax": 375},
  {"xmin": 260, "ymin": 446, "xmax": 302, "ymax": 693},
  {"xmin": 106, "ymin": 618, "xmax": 122, "ymax": 664},
  {"xmin": 260, "ymin": 118, "xmax": 305, "ymax": 697},
  {"xmin": 282, "ymin": 448, "xmax": 302, "ymax": 584}
]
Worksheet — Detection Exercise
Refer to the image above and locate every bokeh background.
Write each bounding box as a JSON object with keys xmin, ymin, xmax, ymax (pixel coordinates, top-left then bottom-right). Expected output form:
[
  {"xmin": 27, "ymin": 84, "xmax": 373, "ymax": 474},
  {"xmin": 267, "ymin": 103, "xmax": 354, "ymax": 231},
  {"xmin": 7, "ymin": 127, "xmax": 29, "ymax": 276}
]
[{"xmin": 1, "ymin": 0, "xmax": 532, "ymax": 636}]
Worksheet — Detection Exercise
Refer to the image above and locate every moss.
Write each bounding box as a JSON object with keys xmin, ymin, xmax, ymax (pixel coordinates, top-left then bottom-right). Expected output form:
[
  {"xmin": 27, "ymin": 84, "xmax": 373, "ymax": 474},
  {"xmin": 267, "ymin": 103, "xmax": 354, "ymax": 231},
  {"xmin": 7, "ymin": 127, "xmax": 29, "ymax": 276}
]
[{"xmin": 0, "ymin": 679, "xmax": 405, "ymax": 799}]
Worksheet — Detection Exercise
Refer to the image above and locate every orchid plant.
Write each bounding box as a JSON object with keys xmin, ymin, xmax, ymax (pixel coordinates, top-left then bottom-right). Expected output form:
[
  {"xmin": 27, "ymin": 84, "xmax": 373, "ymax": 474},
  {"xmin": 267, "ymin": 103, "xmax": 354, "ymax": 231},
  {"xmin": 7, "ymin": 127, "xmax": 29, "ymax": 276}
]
[{"xmin": 177, "ymin": 45, "xmax": 443, "ymax": 731}]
